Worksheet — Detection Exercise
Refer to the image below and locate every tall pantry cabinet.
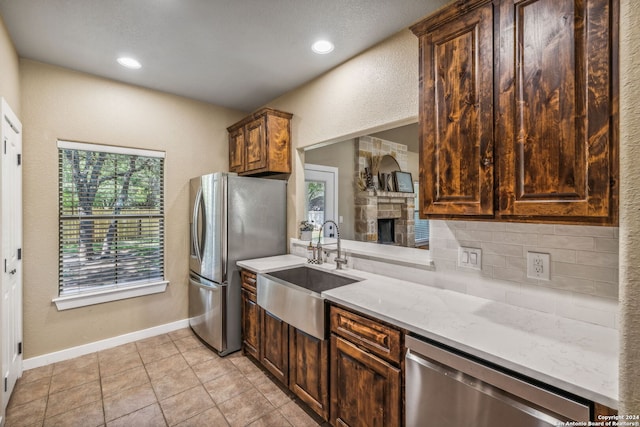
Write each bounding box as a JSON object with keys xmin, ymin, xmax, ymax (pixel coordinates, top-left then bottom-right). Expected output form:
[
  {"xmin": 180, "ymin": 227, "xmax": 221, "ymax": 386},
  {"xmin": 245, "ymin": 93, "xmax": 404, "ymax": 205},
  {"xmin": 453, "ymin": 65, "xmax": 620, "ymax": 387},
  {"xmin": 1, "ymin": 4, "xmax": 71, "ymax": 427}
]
[{"xmin": 411, "ymin": 0, "xmax": 618, "ymax": 225}]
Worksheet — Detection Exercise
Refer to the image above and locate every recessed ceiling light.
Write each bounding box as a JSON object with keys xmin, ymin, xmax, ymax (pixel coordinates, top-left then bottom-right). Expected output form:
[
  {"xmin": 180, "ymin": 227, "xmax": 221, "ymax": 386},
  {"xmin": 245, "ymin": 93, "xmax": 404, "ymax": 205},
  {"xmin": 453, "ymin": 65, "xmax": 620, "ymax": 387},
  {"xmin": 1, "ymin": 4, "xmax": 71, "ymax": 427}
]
[
  {"xmin": 311, "ymin": 40, "xmax": 334, "ymax": 54},
  {"xmin": 117, "ymin": 57, "xmax": 142, "ymax": 69}
]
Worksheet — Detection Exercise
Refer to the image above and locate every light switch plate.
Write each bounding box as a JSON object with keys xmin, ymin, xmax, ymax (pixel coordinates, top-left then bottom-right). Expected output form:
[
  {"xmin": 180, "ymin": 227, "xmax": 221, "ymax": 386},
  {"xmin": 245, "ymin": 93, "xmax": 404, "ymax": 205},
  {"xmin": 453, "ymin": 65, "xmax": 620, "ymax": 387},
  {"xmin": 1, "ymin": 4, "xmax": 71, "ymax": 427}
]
[
  {"xmin": 458, "ymin": 247, "xmax": 482, "ymax": 270},
  {"xmin": 527, "ymin": 251, "xmax": 550, "ymax": 280}
]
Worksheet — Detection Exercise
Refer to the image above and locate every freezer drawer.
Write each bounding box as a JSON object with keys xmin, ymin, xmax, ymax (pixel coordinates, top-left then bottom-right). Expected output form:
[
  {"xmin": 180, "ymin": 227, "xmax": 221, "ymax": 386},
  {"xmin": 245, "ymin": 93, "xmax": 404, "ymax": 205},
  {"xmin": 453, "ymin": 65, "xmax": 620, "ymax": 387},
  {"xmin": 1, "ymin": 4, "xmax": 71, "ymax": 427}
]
[
  {"xmin": 189, "ymin": 274, "xmax": 225, "ymax": 353},
  {"xmin": 405, "ymin": 335, "xmax": 590, "ymax": 427}
]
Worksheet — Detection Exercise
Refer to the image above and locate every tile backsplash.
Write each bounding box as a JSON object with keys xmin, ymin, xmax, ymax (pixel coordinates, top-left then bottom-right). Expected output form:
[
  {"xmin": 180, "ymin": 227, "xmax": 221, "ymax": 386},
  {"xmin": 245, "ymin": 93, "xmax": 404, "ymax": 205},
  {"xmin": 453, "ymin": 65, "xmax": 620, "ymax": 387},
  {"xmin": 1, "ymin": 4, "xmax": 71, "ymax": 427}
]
[
  {"xmin": 428, "ymin": 220, "xmax": 619, "ymax": 328},
  {"xmin": 292, "ymin": 221, "xmax": 619, "ymax": 329}
]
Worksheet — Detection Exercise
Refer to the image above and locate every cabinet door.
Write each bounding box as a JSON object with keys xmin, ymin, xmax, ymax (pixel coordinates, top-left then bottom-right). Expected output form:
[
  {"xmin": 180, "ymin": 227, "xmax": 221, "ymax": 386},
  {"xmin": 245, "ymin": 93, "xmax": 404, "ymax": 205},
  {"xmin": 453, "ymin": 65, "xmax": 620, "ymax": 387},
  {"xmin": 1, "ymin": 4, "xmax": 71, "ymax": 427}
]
[
  {"xmin": 241, "ymin": 288, "xmax": 260, "ymax": 360},
  {"xmin": 263, "ymin": 114, "xmax": 292, "ymax": 174},
  {"xmin": 289, "ymin": 328, "xmax": 329, "ymax": 420},
  {"xmin": 330, "ymin": 335, "xmax": 401, "ymax": 427},
  {"xmin": 228, "ymin": 127, "xmax": 245, "ymax": 173},
  {"xmin": 417, "ymin": 2, "xmax": 494, "ymax": 217},
  {"xmin": 497, "ymin": 0, "xmax": 617, "ymax": 223},
  {"xmin": 244, "ymin": 116, "xmax": 268, "ymax": 173},
  {"xmin": 260, "ymin": 310, "xmax": 289, "ymax": 384}
]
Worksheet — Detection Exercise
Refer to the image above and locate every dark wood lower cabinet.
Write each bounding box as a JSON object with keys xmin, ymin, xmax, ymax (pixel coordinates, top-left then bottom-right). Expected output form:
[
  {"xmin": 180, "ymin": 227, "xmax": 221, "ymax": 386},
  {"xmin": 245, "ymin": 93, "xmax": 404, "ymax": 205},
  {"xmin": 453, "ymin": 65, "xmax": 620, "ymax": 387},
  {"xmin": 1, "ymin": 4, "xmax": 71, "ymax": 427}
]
[
  {"xmin": 593, "ymin": 403, "xmax": 618, "ymax": 420},
  {"xmin": 241, "ymin": 273, "xmax": 610, "ymax": 426},
  {"xmin": 260, "ymin": 310, "xmax": 289, "ymax": 384},
  {"xmin": 240, "ymin": 275, "xmax": 404, "ymax": 425},
  {"xmin": 241, "ymin": 288, "xmax": 260, "ymax": 360},
  {"xmin": 289, "ymin": 327, "xmax": 329, "ymax": 419},
  {"xmin": 330, "ymin": 335, "xmax": 401, "ymax": 427}
]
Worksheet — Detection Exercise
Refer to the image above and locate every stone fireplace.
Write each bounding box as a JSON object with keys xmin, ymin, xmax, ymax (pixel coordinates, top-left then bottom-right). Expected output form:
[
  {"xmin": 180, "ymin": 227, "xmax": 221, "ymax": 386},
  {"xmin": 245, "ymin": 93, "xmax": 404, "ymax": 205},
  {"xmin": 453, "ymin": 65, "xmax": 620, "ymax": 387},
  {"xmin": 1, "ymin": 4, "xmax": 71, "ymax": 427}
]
[
  {"xmin": 354, "ymin": 190, "xmax": 415, "ymax": 246},
  {"xmin": 353, "ymin": 136, "xmax": 416, "ymax": 247}
]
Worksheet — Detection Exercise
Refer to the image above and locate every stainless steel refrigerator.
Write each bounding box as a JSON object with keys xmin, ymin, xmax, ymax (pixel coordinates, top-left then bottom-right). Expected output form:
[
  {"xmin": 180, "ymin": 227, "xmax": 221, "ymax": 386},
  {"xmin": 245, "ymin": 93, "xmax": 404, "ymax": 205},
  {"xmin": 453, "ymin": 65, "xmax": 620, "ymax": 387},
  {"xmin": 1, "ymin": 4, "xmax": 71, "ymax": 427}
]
[{"xmin": 189, "ymin": 172, "xmax": 286, "ymax": 355}]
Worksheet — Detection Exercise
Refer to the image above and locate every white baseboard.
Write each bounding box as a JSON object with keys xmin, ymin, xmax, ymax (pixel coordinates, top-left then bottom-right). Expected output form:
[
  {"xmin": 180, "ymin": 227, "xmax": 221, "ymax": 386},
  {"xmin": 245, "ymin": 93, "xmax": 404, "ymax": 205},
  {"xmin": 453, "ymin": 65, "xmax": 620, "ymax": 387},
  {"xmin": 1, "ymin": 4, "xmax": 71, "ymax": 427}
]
[{"xmin": 23, "ymin": 319, "xmax": 190, "ymax": 371}]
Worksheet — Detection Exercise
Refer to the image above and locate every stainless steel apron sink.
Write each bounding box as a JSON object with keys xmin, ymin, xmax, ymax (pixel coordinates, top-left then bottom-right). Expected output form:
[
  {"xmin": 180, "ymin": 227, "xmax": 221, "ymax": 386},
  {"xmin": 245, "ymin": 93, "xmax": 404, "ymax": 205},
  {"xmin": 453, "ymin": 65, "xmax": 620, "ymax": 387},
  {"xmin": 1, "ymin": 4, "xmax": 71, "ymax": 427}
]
[{"xmin": 257, "ymin": 265, "xmax": 361, "ymax": 339}]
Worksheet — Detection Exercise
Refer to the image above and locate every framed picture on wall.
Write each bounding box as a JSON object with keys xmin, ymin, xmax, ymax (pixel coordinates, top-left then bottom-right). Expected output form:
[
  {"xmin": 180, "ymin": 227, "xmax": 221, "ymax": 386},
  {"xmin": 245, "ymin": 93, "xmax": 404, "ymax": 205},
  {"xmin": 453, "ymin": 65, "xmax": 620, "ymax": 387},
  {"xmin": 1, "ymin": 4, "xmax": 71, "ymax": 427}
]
[{"xmin": 393, "ymin": 171, "xmax": 414, "ymax": 193}]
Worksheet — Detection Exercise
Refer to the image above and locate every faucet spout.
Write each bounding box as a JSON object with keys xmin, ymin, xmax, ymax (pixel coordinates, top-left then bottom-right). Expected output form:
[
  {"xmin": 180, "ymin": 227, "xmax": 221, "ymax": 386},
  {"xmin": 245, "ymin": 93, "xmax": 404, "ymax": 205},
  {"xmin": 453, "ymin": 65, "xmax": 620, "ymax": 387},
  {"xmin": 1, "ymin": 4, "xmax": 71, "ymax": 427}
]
[{"xmin": 316, "ymin": 220, "xmax": 347, "ymax": 269}]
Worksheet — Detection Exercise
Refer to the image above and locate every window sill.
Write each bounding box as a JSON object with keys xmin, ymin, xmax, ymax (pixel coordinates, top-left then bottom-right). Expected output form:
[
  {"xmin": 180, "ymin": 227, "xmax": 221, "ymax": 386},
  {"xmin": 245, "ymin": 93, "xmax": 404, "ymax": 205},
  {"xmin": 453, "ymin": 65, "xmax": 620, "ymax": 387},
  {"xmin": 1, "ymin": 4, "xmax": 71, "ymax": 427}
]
[{"xmin": 52, "ymin": 280, "xmax": 169, "ymax": 311}]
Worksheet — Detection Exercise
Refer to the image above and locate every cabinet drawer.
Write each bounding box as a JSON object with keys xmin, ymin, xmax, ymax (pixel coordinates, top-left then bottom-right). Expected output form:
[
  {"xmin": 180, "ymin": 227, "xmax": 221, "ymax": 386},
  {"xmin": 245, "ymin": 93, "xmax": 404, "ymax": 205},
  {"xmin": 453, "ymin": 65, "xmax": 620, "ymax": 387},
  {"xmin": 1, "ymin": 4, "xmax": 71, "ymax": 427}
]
[
  {"xmin": 241, "ymin": 270, "xmax": 257, "ymax": 293},
  {"xmin": 330, "ymin": 306, "xmax": 402, "ymax": 365}
]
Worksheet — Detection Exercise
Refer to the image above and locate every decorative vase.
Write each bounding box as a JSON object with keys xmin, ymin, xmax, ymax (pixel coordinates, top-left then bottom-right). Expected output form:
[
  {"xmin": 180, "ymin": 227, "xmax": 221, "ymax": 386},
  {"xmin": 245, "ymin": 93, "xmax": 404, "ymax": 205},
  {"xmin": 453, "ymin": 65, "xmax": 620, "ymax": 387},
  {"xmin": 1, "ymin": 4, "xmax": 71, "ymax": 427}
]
[
  {"xmin": 372, "ymin": 175, "xmax": 379, "ymax": 190},
  {"xmin": 300, "ymin": 230, "xmax": 312, "ymax": 241}
]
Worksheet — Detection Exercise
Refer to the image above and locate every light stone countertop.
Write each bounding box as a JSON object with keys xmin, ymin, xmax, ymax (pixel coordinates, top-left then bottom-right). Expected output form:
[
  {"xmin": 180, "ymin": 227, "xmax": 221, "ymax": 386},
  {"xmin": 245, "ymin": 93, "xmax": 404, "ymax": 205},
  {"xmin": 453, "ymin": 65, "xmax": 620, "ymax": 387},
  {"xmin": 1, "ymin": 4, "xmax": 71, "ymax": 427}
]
[
  {"xmin": 236, "ymin": 254, "xmax": 305, "ymax": 273},
  {"xmin": 236, "ymin": 254, "xmax": 618, "ymax": 409}
]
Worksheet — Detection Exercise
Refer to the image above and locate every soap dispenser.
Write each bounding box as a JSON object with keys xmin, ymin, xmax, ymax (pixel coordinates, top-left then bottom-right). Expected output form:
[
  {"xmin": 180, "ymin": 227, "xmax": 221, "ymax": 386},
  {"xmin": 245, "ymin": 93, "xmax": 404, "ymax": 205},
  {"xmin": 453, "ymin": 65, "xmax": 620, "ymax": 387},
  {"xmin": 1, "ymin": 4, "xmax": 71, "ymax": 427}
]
[{"xmin": 307, "ymin": 241, "xmax": 316, "ymax": 263}]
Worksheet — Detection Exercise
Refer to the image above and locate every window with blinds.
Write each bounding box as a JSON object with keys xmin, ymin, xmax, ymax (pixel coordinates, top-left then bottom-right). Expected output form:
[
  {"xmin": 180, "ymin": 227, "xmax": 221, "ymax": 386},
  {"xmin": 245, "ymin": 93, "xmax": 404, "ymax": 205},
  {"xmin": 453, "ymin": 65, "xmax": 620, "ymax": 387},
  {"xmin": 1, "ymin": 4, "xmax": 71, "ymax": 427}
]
[
  {"xmin": 58, "ymin": 141, "xmax": 165, "ymax": 296},
  {"xmin": 414, "ymin": 181, "xmax": 430, "ymax": 246}
]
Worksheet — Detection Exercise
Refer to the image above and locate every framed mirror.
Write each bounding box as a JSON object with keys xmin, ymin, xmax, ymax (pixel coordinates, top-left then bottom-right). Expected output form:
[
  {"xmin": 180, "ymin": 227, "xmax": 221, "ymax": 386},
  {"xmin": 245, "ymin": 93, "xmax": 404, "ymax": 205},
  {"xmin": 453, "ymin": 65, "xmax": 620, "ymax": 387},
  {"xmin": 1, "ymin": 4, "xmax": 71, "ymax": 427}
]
[{"xmin": 303, "ymin": 123, "xmax": 429, "ymax": 249}]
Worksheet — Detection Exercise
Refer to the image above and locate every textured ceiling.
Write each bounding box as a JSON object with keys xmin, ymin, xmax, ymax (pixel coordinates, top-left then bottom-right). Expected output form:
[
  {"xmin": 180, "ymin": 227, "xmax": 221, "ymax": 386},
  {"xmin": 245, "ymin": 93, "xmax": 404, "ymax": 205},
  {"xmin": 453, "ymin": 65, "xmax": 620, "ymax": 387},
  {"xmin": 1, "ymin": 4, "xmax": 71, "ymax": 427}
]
[{"xmin": 0, "ymin": 0, "xmax": 449, "ymax": 112}]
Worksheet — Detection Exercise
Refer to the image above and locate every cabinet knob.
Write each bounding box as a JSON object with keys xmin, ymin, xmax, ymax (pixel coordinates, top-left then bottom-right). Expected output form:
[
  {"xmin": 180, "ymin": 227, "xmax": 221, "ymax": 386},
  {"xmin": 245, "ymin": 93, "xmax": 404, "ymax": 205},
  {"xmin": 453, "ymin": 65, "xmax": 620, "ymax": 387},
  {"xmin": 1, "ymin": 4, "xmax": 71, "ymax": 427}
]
[{"xmin": 482, "ymin": 157, "xmax": 493, "ymax": 167}]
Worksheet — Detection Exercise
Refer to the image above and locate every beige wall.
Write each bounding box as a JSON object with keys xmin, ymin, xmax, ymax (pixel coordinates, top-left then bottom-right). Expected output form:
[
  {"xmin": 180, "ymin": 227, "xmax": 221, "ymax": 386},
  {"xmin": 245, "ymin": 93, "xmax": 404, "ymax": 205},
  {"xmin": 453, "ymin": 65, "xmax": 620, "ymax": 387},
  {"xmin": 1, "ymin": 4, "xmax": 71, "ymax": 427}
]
[
  {"xmin": 271, "ymin": 30, "xmax": 420, "ymax": 151},
  {"xmin": 0, "ymin": 13, "xmax": 20, "ymax": 114},
  {"xmin": 406, "ymin": 151, "xmax": 418, "ymax": 184},
  {"xmin": 266, "ymin": 11, "xmax": 637, "ymax": 408},
  {"xmin": 20, "ymin": 60, "xmax": 244, "ymax": 358},
  {"xmin": 268, "ymin": 30, "xmax": 420, "ymax": 239}
]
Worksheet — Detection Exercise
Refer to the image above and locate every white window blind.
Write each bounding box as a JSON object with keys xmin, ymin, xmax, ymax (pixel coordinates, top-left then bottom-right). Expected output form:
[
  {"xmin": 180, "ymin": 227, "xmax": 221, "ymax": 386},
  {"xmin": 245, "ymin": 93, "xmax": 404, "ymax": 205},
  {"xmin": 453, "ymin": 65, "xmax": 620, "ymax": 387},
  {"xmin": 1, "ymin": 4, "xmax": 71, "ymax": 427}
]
[
  {"xmin": 58, "ymin": 141, "xmax": 165, "ymax": 296},
  {"xmin": 414, "ymin": 181, "xmax": 430, "ymax": 245}
]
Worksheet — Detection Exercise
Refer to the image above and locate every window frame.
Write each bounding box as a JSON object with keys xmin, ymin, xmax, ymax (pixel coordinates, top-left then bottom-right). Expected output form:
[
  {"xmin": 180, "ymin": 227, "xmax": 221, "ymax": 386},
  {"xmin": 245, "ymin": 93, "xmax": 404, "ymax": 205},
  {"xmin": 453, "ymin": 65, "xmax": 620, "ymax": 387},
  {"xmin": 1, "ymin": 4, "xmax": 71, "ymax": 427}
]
[{"xmin": 53, "ymin": 140, "xmax": 168, "ymax": 310}]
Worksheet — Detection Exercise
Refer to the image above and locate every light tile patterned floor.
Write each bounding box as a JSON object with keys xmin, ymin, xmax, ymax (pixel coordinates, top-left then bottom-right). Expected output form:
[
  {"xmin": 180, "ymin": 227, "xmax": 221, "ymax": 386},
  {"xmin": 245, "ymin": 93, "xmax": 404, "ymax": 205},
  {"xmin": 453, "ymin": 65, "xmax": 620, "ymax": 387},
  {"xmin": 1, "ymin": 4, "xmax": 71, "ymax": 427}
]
[{"xmin": 5, "ymin": 328, "xmax": 328, "ymax": 426}]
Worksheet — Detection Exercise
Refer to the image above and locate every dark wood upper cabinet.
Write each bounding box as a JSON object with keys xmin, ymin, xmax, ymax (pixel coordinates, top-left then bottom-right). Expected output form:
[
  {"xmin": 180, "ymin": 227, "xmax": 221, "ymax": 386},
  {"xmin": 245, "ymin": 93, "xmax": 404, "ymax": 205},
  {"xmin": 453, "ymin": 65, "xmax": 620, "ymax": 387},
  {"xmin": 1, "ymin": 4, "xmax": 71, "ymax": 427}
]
[
  {"xmin": 228, "ymin": 126, "xmax": 245, "ymax": 174},
  {"xmin": 415, "ymin": 1, "xmax": 495, "ymax": 217},
  {"xmin": 244, "ymin": 116, "xmax": 268, "ymax": 172},
  {"xmin": 227, "ymin": 108, "xmax": 293, "ymax": 177},
  {"xmin": 497, "ymin": 0, "xmax": 617, "ymax": 223},
  {"xmin": 411, "ymin": 0, "xmax": 618, "ymax": 225}
]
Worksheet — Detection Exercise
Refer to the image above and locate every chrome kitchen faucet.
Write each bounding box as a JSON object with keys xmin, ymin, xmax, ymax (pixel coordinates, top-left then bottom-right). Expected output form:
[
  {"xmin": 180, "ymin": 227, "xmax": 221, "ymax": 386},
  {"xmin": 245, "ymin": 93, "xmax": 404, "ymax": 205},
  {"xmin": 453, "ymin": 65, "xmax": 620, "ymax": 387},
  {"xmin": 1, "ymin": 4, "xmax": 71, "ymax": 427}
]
[{"xmin": 316, "ymin": 220, "xmax": 347, "ymax": 270}]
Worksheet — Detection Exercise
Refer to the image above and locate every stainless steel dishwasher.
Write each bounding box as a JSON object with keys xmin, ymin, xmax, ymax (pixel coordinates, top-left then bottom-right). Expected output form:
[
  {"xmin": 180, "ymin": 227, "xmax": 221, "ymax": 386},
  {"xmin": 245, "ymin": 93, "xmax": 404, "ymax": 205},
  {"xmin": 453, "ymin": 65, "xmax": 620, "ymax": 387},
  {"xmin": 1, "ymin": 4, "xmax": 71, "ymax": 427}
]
[{"xmin": 405, "ymin": 335, "xmax": 591, "ymax": 427}]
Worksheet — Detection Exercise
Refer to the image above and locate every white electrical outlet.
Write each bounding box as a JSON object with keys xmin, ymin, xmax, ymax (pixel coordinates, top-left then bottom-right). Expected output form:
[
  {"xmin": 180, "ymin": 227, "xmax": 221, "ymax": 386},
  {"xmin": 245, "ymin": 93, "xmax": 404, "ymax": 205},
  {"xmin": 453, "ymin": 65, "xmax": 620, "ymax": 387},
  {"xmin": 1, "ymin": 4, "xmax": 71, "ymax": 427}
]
[
  {"xmin": 527, "ymin": 251, "xmax": 550, "ymax": 280},
  {"xmin": 458, "ymin": 247, "xmax": 482, "ymax": 270}
]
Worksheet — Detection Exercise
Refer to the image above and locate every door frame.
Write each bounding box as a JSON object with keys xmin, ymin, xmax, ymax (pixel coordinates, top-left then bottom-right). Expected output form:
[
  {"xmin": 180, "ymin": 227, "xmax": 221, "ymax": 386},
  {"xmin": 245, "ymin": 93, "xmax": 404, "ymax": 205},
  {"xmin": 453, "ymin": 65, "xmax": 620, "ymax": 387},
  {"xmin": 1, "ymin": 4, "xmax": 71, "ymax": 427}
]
[{"xmin": 304, "ymin": 164, "xmax": 339, "ymax": 236}]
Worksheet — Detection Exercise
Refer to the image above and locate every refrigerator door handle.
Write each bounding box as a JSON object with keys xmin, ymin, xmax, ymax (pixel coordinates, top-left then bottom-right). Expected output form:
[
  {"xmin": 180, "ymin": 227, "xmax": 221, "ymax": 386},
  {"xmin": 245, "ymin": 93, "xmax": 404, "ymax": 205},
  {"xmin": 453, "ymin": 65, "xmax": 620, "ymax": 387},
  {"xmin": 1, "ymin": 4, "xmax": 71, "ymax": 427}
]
[
  {"xmin": 192, "ymin": 186, "xmax": 204, "ymax": 262},
  {"xmin": 221, "ymin": 175, "xmax": 228, "ymax": 283}
]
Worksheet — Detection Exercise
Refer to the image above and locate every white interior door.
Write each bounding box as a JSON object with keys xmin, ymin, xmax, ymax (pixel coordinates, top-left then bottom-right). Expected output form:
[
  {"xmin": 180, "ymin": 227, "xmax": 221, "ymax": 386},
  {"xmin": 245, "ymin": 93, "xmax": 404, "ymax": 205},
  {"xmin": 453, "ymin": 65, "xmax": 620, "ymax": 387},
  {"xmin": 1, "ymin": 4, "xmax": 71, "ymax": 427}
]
[
  {"xmin": 1, "ymin": 98, "xmax": 23, "ymax": 414},
  {"xmin": 304, "ymin": 164, "xmax": 338, "ymax": 238}
]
